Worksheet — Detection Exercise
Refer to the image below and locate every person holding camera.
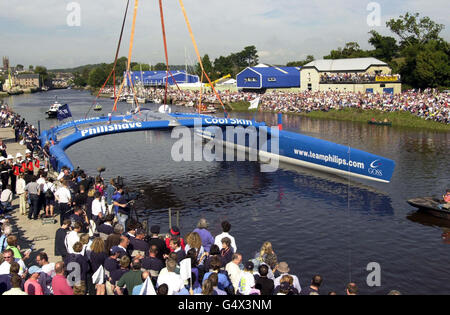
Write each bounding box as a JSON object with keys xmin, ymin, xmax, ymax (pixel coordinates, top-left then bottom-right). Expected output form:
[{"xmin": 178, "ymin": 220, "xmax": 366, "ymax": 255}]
[{"xmin": 113, "ymin": 185, "xmax": 129, "ymax": 229}]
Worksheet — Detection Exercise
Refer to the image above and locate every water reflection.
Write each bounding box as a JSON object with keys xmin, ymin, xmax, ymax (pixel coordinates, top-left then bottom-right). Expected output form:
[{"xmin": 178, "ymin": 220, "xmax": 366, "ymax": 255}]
[
  {"xmin": 407, "ymin": 211, "xmax": 450, "ymax": 244},
  {"xmin": 133, "ymin": 158, "xmax": 394, "ymax": 221}
]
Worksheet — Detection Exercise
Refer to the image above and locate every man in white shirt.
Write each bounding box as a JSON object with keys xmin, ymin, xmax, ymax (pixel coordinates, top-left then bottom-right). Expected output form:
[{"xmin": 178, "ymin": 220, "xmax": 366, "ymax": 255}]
[
  {"xmin": 0, "ymin": 185, "xmax": 13, "ymax": 212},
  {"xmin": 214, "ymin": 220, "xmax": 237, "ymax": 253},
  {"xmin": 55, "ymin": 180, "xmax": 71, "ymax": 224},
  {"xmin": 91, "ymin": 191, "xmax": 106, "ymax": 223},
  {"xmin": 156, "ymin": 258, "xmax": 184, "ymax": 295},
  {"xmin": 15, "ymin": 174, "xmax": 27, "ymax": 215},
  {"xmin": 65, "ymin": 222, "xmax": 82, "ymax": 254},
  {"xmin": 57, "ymin": 167, "xmax": 70, "ymax": 181},
  {"xmin": 36, "ymin": 252, "xmax": 56, "ymax": 277},
  {"xmin": 36, "ymin": 174, "xmax": 46, "ymax": 192},
  {"xmin": 225, "ymin": 253, "xmax": 242, "ymax": 293},
  {"xmin": 273, "ymin": 262, "xmax": 301, "ymax": 293}
]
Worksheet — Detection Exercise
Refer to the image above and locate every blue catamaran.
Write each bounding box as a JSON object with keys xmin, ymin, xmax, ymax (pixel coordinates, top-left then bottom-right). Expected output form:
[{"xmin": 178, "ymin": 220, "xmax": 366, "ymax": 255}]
[{"xmin": 40, "ymin": 111, "xmax": 395, "ymax": 183}]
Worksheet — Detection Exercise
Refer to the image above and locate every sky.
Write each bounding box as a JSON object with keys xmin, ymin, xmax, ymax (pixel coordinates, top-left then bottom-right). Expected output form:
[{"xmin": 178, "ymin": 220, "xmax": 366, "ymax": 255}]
[{"xmin": 0, "ymin": 0, "xmax": 449, "ymax": 69}]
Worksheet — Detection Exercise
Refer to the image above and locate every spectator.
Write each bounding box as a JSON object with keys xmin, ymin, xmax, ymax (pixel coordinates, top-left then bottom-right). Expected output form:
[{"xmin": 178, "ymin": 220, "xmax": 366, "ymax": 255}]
[
  {"xmin": 156, "ymin": 258, "xmax": 184, "ymax": 295},
  {"xmin": 193, "ymin": 218, "xmax": 215, "ymax": 253},
  {"xmin": 24, "ymin": 266, "xmax": 44, "ymax": 295},
  {"xmin": 225, "ymin": 253, "xmax": 242, "ymax": 294},
  {"xmin": 254, "ymin": 264, "xmax": 274, "ymax": 295},
  {"xmin": 273, "ymin": 262, "xmax": 301, "ymax": 293},
  {"xmin": 2, "ymin": 274, "xmax": 27, "ymax": 295},
  {"xmin": 52, "ymin": 261, "xmax": 73, "ymax": 295},
  {"xmin": 115, "ymin": 258, "xmax": 143, "ymax": 295},
  {"xmin": 214, "ymin": 220, "xmax": 237, "ymax": 253},
  {"xmin": 346, "ymin": 282, "xmax": 358, "ymax": 295},
  {"xmin": 300, "ymin": 275, "xmax": 323, "ymax": 295}
]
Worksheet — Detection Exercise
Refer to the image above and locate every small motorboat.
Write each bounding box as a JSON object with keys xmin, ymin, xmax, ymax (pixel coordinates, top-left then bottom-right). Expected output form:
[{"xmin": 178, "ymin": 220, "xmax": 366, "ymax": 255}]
[
  {"xmin": 137, "ymin": 97, "xmax": 147, "ymax": 104},
  {"xmin": 126, "ymin": 96, "xmax": 134, "ymax": 104},
  {"xmin": 197, "ymin": 104, "xmax": 216, "ymax": 114},
  {"xmin": 368, "ymin": 120, "xmax": 392, "ymax": 126},
  {"xmin": 407, "ymin": 197, "xmax": 450, "ymax": 220},
  {"xmin": 46, "ymin": 98, "xmax": 62, "ymax": 118},
  {"xmin": 93, "ymin": 103, "xmax": 102, "ymax": 111}
]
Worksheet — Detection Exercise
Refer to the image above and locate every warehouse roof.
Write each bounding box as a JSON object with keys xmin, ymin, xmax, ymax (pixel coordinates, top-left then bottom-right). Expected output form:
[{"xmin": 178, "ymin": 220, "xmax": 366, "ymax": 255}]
[
  {"xmin": 240, "ymin": 66, "xmax": 301, "ymax": 77},
  {"xmin": 302, "ymin": 57, "xmax": 388, "ymax": 72}
]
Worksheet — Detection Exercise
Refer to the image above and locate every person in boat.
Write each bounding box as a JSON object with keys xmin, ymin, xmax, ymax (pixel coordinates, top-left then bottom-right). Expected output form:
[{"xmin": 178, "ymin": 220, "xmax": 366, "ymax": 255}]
[{"xmin": 439, "ymin": 189, "xmax": 450, "ymax": 210}]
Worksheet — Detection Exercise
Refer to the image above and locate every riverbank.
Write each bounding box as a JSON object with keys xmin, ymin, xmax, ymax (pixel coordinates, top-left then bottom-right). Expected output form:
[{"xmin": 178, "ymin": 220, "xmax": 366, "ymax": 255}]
[
  {"xmin": 229, "ymin": 101, "xmax": 450, "ymax": 131},
  {"xmin": 0, "ymin": 127, "xmax": 60, "ymax": 263}
]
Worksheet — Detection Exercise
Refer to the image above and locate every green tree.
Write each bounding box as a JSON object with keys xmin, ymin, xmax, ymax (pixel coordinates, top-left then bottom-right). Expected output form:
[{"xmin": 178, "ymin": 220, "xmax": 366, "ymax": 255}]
[
  {"xmin": 131, "ymin": 63, "xmax": 151, "ymax": 71},
  {"xmin": 386, "ymin": 12, "xmax": 445, "ymax": 48},
  {"xmin": 195, "ymin": 54, "xmax": 213, "ymax": 82},
  {"xmin": 154, "ymin": 63, "xmax": 166, "ymax": 71},
  {"xmin": 413, "ymin": 40, "xmax": 450, "ymax": 88},
  {"xmin": 87, "ymin": 65, "xmax": 108, "ymax": 87},
  {"xmin": 214, "ymin": 56, "xmax": 234, "ymax": 77},
  {"xmin": 368, "ymin": 30, "xmax": 399, "ymax": 62},
  {"xmin": 286, "ymin": 55, "xmax": 314, "ymax": 67},
  {"xmin": 324, "ymin": 42, "xmax": 370, "ymax": 59},
  {"xmin": 385, "ymin": 12, "xmax": 448, "ymax": 88},
  {"xmin": 28, "ymin": 65, "xmax": 34, "ymax": 71},
  {"xmin": 241, "ymin": 45, "xmax": 259, "ymax": 67},
  {"xmin": 34, "ymin": 65, "xmax": 48, "ymax": 81}
]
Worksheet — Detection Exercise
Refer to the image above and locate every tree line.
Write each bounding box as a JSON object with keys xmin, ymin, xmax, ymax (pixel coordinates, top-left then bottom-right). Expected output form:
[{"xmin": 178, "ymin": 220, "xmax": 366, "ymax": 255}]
[{"xmin": 286, "ymin": 12, "xmax": 449, "ymax": 89}]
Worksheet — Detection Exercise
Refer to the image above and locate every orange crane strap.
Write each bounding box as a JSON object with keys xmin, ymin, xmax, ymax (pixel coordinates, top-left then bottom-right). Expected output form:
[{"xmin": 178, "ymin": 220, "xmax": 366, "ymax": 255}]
[{"xmin": 178, "ymin": 0, "xmax": 227, "ymax": 113}]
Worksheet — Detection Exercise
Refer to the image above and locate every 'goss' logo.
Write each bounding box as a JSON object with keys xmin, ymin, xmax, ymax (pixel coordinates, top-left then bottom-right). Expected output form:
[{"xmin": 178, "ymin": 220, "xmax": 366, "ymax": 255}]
[
  {"xmin": 370, "ymin": 160, "xmax": 382, "ymax": 168},
  {"xmin": 369, "ymin": 160, "xmax": 383, "ymax": 177}
]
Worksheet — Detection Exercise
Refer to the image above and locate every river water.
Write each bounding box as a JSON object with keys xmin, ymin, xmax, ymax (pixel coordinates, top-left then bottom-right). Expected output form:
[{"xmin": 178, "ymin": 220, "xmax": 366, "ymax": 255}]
[{"xmin": 4, "ymin": 89, "xmax": 450, "ymax": 295}]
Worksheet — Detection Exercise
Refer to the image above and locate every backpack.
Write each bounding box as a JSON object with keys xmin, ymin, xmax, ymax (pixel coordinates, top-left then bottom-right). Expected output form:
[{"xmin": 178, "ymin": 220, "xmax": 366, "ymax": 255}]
[{"xmin": 45, "ymin": 183, "xmax": 54, "ymax": 199}]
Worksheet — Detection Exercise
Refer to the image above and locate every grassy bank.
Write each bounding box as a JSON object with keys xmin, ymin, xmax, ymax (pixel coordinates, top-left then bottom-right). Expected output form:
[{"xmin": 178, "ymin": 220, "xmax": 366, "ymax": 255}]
[{"xmin": 228, "ymin": 101, "xmax": 449, "ymax": 131}]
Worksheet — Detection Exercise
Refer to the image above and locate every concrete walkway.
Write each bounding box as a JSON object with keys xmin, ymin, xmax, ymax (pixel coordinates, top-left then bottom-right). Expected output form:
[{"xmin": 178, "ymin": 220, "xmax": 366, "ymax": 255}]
[{"xmin": 1, "ymin": 126, "xmax": 60, "ymax": 263}]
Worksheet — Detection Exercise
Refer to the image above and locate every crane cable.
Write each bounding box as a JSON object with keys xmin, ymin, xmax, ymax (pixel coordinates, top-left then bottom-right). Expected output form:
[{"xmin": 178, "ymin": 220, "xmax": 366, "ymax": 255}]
[
  {"xmin": 158, "ymin": 0, "xmax": 181, "ymax": 107},
  {"xmin": 178, "ymin": 0, "xmax": 227, "ymax": 116},
  {"xmin": 113, "ymin": 0, "xmax": 139, "ymax": 113},
  {"xmin": 85, "ymin": 0, "xmax": 130, "ymax": 119}
]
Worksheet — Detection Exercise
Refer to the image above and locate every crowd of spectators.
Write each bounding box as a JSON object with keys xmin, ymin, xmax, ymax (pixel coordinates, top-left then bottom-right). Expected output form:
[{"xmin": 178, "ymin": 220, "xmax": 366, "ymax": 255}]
[
  {"xmin": 259, "ymin": 88, "xmax": 449, "ymax": 124},
  {"xmin": 101, "ymin": 86, "xmax": 449, "ymax": 124},
  {"xmin": 319, "ymin": 72, "xmax": 401, "ymax": 83}
]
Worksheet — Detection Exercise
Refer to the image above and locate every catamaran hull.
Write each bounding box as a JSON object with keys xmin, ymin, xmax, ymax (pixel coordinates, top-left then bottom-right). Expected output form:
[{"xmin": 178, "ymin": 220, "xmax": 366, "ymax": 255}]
[
  {"xmin": 195, "ymin": 127, "xmax": 395, "ymax": 183},
  {"xmin": 41, "ymin": 113, "xmax": 395, "ymax": 183}
]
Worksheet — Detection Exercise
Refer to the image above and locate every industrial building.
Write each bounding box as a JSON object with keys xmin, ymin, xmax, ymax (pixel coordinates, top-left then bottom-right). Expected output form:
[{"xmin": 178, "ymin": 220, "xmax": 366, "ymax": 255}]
[
  {"xmin": 125, "ymin": 70, "xmax": 199, "ymax": 87},
  {"xmin": 300, "ymin": 57, "xmax": 401, "ymax": 94},
  {"xmin": 14, "ymin": 74, "xmax": 41, "ymax": 88},
  {"xmin": 236, "ymin": 64, "xmax": 301, "ymax": 91}
]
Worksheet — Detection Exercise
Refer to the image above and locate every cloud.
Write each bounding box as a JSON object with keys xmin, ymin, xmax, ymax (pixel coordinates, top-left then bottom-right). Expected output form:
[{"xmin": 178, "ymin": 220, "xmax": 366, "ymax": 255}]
[{"xmin": 0, "ymin": 0, "xmax": 448, "ymax": 68}]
